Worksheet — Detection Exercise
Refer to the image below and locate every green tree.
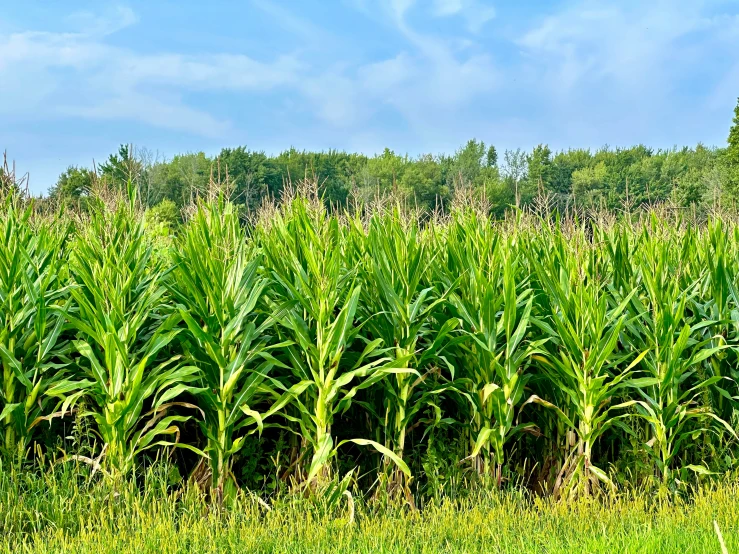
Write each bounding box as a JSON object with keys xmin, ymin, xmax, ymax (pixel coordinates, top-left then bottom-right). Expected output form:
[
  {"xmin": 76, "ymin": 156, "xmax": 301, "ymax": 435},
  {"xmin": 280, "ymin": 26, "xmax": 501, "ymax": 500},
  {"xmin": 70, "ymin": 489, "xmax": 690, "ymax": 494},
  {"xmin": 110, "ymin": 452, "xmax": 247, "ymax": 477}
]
[
  {"xmin": 218, "ymin": 147, "xmax": 271, "ymax": 210},
  {"xmin": 549, "ymin": 149, "xmax": 592, "ymax": 195},
  {"xmin": 49, "ymin": 167, "xmax": 94, "ymax": 203},
  {"xmin": 155, "ymin": 153, "xmax": 211, "ymax": 207},
  {"xmin": 451, "ymin": 139, "xmax": 486, "ymax": 187},
  {"xmin": 99, "ymin": 144, "xmax": 142, "ymax": 186},
  {"xmin": 366, "ymin": 148, "xmax": 406, "ymax": 196},
  {"xmin": 502, "ymin": 149, "xmax": 529, "ymax": 207},
  {"xmin": 486, "ymin": 145, "xmax": 498, "ymax": 168},
  {"xmin": 726, "ymin": 97, "xmax": 739, "ymax": 199},
  {"xmin": 399, "ymin": 154, "xmax": 447, "ymax": 211},
  {"xmin": 571, "ymin": 161, "xmax": 608, "ymax": 207},
  {"xmin": 527, "ymin": 144, "xmax": 553, "ymax": 193}
]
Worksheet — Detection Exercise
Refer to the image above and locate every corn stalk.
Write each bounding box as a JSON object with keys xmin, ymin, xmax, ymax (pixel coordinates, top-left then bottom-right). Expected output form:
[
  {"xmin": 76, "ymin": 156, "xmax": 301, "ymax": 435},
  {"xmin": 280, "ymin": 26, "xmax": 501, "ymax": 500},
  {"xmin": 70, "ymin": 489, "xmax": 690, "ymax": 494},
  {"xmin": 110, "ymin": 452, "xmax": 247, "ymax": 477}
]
[{"xmin": 48, "ymin": 193, "xmax": 197, "ymax": 478}]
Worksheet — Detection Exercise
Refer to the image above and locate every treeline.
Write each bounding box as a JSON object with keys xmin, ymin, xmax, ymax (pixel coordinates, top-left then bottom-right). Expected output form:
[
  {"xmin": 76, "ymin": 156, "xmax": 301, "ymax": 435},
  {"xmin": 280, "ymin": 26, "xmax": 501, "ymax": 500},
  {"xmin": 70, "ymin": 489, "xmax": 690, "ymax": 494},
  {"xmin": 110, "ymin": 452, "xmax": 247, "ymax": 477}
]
[
  {"xmin": 41, "ymin": 99, "xmax": 739, "ymax": 219},
  {"xmin": 48, "ymin": 141, "xmax": 736, "ymax": 217}
]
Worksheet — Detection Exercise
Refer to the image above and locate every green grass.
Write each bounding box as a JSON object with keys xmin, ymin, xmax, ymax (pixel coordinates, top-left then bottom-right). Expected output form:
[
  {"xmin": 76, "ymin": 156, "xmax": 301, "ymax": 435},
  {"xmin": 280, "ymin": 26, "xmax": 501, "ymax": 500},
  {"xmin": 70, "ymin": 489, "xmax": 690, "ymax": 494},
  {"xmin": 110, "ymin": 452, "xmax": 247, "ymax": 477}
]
[{"xmin": 2, "ymin": 466, "xmax": 738, "ymax": 553}]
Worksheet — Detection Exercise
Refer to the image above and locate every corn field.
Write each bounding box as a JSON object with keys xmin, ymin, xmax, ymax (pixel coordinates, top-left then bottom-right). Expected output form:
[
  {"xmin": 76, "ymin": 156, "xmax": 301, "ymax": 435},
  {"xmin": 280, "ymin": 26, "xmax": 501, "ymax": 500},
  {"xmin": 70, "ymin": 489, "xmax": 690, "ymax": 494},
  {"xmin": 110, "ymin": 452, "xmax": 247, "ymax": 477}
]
[{"xmin": 2, "ymin": 182, "xmax": 739, "ymax": 506}]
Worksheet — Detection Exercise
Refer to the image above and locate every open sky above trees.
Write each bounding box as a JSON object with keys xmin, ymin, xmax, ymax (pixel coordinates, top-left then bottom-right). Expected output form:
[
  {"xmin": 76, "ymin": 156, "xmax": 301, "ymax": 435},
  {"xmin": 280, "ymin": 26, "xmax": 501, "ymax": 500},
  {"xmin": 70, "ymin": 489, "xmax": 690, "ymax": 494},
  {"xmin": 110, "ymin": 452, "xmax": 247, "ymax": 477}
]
[{"xmin": 2, "ymin": 0, "xmax": 739, "ymax": 195}]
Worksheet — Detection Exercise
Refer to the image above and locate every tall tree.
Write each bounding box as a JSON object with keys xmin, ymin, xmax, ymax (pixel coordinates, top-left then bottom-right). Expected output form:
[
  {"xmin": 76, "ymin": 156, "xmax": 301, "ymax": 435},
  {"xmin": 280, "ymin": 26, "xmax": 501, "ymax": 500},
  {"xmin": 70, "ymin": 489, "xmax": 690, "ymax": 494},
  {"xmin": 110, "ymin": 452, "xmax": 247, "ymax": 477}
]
[
  {"xmin": 486, "ymin": 145, "xmax": 498, "ymax": 168},
  {"xmin": 99, "ymin": 144, "xmax": 142, "ymax": 186},
  {"xmin": 49, "ymin": 166, "xmax": 94, "ymax": 202},
  {"xmin": 726, "ymin": 97, "xmax": 739, "ymax": 199},
  {"xmin": 154, "ymin": 153, "xmax": 211, "ymax": 207},
  {"xmin": 502, "ymin": 149, "xmax": 528, "ymax": 207},
  {"xmin": 451, "ymin": 139, "xmax": 486, "ymax": 187},
  {"xmin": 527, "ymin": 144, "xmax": 553, "ymax": 194}
]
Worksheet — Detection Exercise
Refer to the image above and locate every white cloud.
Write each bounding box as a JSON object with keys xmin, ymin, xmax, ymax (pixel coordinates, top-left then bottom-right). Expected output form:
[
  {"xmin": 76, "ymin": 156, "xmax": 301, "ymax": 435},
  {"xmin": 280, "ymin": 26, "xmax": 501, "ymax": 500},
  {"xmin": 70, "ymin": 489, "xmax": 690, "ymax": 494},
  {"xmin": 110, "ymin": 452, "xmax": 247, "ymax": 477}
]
[
  {"xmin": 510, "ymin": 0, "xmax": 739, "ymax": 149},
  {"xmin": 0, "ymin": 31, "xmax": 104, "ymax": 70},
  {"xmin": 8, "ymin": 0, "xmax": 738, "ymax": 177},
  {"xmin": 0, "ymin": 11, "xmax": 304, "ymax": 137},
  {"xmin": 0, "ymin": 0, "xmax": 505, "ymax": 138},
  {"xmin": 111, "ymin": 53, "xmax": 300, "ymax": 91},
  {"xmin": 299, "ymin": 72, "xmax": 363, "ymax": 127},
  {"xmin": 250, "ymin": 0, "xmax": 330, "ymax": 44},
  {"xmin": 431, "ymin": 0, "xmax": 495, "ymax": 33},
  {"xmin": 65, "ymin": 5, "xmax": 139, "ymax": 36},
  {"xmin": 391, "ymin": 5, "xmax": 498, "ymax": 108},
  {"xmin": 517, "ymin": 1, "xmax": 719, "ymax": 94},
  {"xmin": 389, "ymin": 0, "xmax": 417, "ymax": 19},
  {"xmin": 61, "ymin": 94, "xmax": 233, "ymax": 138},
  {"xmin": 432, "ymin": 0, "xmax": 463, "ymax": 16},
  {"xmin": 358, "ymin": 54, "xmax": 413, "ymax": 95},
  {"xmin": 237, "ymin": 0, "xmax": 501, "ymax": 131}
]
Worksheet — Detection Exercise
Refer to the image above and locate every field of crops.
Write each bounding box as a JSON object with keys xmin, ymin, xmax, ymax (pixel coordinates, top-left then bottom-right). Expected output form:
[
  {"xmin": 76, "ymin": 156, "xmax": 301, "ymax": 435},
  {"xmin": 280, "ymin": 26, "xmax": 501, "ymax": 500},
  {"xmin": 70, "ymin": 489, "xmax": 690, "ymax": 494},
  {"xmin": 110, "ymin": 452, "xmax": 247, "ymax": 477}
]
[{"xmin": 2, "ymin": 182, "xmax": 739, "ymax": 550}]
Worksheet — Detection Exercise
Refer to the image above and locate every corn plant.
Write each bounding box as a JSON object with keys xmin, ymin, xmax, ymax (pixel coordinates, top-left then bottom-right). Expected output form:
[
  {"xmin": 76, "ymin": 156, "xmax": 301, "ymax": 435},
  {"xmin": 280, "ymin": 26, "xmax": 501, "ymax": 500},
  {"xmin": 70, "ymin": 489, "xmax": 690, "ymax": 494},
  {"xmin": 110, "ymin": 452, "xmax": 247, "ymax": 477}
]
[
  {"xmin": 260, "ymin": 198, "xmax": 410, "ymax": 486},
  {"xmin": 0, "ymin": 195, "xmax": 71, "ymax": 458},
  {"xmin": 357, "ymin": 210, "xmax": 458, "ymax": 496},
  {"xmin": 528, "ymin": 230, "xmax": 646, "ymax": 497},
  {"xmin": 695, "ymin": 220, "xmax": 739, "ymax": 419},
  {"xmin": 626, "ymin": 240, "xmax": 736, "ymax": 486},
  {"xmin": 170, "ymin": 199, "xmax": 298, "ymax": 499},
  {"xmin": 48, "ymin": 194, "xmax": 197, "ymax": 477},
  {"xmin": 445, "ymin": 214, "xmax": 544, "ymax": 485}
]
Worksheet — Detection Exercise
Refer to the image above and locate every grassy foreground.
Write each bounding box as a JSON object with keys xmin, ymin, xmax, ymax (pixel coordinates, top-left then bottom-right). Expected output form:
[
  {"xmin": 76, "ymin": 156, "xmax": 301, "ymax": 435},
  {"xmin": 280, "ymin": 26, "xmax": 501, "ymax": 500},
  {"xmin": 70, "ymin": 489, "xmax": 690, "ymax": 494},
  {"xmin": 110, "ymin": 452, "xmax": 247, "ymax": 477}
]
[{"xmin": 2, "ymin": 467, "xmax": 737, "ymax": 554}]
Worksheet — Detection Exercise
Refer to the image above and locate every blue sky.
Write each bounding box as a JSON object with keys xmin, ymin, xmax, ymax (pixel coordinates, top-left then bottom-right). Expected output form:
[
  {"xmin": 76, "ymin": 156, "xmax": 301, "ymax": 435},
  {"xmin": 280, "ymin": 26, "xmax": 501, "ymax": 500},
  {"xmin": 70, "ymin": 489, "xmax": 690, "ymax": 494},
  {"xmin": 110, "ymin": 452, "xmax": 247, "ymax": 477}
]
[{"xmin": 2, "ymin": 0, "xmax": 739, "ymax": 194}]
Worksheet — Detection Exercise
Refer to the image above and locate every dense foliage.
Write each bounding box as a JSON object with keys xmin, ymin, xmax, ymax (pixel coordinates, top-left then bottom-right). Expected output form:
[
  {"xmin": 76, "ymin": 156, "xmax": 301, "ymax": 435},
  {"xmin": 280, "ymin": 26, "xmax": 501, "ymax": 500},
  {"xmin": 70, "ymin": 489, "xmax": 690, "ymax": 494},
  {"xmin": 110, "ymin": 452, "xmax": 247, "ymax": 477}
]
[
  {"xmin": 46, "ymin": 141, "xmax": 729, "ymax": 215},
  {"xmin": 43, "ymin": 99, "xmax": 739, "ymax": 219},
  {"xmin": 4, "ymin": 176, "xmax": 739, "ymax": 505}
]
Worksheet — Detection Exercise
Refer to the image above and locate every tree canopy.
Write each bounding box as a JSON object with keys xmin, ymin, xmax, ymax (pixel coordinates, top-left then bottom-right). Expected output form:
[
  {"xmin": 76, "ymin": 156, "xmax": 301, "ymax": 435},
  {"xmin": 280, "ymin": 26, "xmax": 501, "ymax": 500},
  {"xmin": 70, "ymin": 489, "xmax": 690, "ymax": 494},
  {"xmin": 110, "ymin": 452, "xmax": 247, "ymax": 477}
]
[{"xmin": 46, "ymin": 100, "xmax": 739, "ymax": 217}]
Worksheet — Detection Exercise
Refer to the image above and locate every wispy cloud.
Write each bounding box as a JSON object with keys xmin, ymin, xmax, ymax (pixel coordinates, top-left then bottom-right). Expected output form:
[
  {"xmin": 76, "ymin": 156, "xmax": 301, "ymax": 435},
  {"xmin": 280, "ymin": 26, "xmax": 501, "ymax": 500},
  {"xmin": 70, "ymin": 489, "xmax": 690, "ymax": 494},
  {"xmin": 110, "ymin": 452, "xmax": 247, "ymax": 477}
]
[
  {"xmin": 250, "ymin": 0, "xmax": 329, "ymax": 44},
  {"xmin": 511, "ymin": 0, "xmax": 739, "ymax": 147},
  {"xmin": 432, "ymin": 0, "xmax": 463, "ymax": 17},
  {"xmin": 0, "ymin": 0, "xmax": 500, "ymax": 142},
  {"xmin": 0, "ymin": 10, "xmax": 303, "ymax": 137},
  {"xmin": 331, "ymin": 0, "xmax": 499, "ymax": 128},
  {"xmin": 1, "ymin": 1, "xmax": 491, "ymax": 139},
  {"xmin": 62, "ymin": 94, "xmax": 233, "ymax": 138},
  {"xmin": 431, "ymin": 0, "xmax": 495, "ymax": 33},
  {"xmin": 517, "ymin": 1, "xmax": 718, "ymax": 94},
  {"xmin": 64, "ymin": 5, "xmax": 139, "ymax": 36}
]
